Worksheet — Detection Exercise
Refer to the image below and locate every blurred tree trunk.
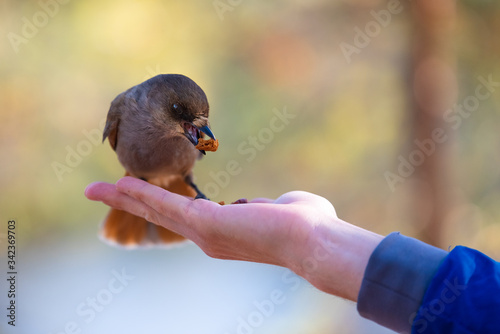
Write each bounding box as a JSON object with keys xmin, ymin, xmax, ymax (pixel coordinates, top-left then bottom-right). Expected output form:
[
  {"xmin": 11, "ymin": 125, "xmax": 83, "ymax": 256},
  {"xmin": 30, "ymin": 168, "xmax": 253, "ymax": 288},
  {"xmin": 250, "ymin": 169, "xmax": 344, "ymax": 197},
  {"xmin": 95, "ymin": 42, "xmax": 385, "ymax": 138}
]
[{"xmin": 409, "ymin": 1, "xmax": 458, "ymax": 247}]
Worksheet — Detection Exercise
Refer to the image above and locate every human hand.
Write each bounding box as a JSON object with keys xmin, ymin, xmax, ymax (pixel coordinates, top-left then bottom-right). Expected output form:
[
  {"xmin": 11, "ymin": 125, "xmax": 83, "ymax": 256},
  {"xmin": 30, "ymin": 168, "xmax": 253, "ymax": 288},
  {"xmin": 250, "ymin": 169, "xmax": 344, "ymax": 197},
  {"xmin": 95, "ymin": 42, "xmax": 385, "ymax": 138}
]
[{"xmin": 85, "ymin": 177, "xmax": 382, "ymax": 301}]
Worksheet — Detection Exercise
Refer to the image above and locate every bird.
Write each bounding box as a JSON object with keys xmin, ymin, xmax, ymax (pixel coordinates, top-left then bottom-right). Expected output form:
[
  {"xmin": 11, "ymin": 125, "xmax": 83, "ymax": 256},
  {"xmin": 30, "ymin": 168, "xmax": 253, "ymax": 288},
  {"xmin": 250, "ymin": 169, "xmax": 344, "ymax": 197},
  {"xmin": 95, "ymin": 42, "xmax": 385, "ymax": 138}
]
[{"xmin": 100, "ymin": 74, "xmax": 216, "ymax": 248}]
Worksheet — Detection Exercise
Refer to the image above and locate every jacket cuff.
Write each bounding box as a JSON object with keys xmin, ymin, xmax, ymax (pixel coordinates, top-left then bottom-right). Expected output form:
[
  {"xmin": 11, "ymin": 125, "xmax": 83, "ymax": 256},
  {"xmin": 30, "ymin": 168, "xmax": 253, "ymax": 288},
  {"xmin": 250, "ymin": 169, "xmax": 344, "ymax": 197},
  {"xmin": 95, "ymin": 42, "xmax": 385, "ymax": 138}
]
[{"xmin": 357, "ymin": 232, "xmax": 447, "ymax": 333}]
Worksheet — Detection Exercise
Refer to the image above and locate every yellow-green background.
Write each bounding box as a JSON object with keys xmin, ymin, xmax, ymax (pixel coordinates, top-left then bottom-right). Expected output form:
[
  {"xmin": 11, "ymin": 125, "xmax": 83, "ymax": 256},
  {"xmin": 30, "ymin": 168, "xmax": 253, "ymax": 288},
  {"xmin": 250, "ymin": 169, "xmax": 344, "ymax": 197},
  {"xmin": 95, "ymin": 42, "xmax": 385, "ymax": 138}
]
[{"xmin": 1, "ymin": 0, "xmax": 500, "ymax": 333}]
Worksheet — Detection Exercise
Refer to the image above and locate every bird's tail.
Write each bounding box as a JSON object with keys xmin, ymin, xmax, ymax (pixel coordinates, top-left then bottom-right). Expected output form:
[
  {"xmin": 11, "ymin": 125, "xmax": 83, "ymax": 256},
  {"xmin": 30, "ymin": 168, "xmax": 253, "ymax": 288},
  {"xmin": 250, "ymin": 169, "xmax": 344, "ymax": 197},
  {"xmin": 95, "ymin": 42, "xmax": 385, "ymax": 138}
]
[{"xmin": 99, "ymin": 173, "xmax": 196, "ymax": 248}]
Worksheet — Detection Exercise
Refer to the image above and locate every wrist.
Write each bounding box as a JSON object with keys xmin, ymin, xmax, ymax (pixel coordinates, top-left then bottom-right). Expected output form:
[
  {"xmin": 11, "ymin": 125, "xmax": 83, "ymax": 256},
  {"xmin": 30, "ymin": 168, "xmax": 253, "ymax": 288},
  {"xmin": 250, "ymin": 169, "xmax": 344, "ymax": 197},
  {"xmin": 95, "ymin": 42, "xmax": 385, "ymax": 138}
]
[{"xmin": 290, "ymin": 218, "xmax": 383, "ymax": 301}]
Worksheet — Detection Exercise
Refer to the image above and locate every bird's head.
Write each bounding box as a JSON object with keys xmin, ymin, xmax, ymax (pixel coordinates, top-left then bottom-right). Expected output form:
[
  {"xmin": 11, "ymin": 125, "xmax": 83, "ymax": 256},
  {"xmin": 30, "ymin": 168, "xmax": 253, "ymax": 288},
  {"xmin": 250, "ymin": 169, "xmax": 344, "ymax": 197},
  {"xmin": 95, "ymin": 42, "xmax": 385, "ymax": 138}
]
[{"xmin": 139, "ymin": 74, "xmax": 216, "ymax": 154}]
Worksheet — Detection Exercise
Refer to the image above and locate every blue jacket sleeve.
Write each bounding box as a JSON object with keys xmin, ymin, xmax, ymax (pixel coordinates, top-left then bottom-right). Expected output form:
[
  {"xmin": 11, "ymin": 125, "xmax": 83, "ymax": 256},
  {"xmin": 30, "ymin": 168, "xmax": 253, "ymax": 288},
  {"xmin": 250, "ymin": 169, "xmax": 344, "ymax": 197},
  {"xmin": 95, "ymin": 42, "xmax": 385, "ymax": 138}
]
[
  {"xmin": 357, "ymin": 232, "xmax": 500, "ymax": 333},
  {"xmin": 357, "ymin": 232, "xmax": 447, "ymax": 333},
  {"xmin": 412, "ymin": 246, "xmax": 500, "ymax": 334}
]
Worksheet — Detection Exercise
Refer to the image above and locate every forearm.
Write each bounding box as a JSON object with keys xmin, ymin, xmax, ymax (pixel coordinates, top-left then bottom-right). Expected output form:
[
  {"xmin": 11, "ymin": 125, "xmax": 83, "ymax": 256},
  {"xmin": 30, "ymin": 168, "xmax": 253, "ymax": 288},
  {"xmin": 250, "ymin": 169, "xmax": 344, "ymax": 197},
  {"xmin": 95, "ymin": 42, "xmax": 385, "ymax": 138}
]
[
  {"xmin": 285, "ymin": 216, "xmax": 448, "ymax": 333},
  {"xmin": 288, "ymin": 218, "xmax": 384, "ymax": 302}
]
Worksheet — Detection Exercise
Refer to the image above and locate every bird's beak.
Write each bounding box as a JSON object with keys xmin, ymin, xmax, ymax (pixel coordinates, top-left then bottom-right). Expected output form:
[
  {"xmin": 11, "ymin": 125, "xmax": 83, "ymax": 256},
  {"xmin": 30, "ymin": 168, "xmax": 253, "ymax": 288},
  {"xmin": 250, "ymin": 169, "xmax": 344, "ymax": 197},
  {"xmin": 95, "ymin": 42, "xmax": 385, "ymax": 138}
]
[
  {"xmin": 196, "ymin": 125, "xmax": 216, "ymax": 155},
  {"xmin": 183, "ymin": 123, "xmax": 216, "ymax": 154},
  {"xmin": 198, "ymin": 125, "xmax": 215, "ymax": 140}
]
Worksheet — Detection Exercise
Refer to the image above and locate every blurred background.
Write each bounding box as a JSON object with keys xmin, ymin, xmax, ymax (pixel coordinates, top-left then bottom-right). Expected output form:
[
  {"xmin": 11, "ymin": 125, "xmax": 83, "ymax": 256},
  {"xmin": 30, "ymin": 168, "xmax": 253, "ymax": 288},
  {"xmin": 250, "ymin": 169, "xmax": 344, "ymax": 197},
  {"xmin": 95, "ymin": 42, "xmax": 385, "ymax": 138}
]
[{"xmin": 1, "ymin": 0, "xmax": 500, "ymax": 333}]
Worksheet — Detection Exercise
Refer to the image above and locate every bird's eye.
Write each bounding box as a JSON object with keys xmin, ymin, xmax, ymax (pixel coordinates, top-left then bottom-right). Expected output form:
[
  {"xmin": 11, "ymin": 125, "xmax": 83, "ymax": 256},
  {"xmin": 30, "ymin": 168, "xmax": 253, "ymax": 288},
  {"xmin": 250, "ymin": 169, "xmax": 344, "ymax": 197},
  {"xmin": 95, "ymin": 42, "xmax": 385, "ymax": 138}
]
[
  {"xmin": 171, "ymin": 103, "xmax": 193, "ymax": 122},
  {"xmin": 172, "ymin": 103, "xmax": 183, "ymax": 115}
]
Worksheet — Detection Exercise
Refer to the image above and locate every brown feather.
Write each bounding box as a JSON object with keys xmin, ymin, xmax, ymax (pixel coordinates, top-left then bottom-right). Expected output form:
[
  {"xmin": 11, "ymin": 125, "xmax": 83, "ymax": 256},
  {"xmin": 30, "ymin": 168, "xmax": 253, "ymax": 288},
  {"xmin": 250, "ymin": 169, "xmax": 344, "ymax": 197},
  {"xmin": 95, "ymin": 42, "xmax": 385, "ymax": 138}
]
[{"xmin": 100, "ymin": 172, "xmax": 196, "ymax": 247}]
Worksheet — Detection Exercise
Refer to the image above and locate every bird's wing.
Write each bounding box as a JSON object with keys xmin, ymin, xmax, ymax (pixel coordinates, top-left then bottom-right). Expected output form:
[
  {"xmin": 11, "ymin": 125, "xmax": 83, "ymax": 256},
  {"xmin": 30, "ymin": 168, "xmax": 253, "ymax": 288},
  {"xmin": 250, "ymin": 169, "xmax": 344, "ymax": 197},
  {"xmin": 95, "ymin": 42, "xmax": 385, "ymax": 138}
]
[{"xmin": 102, "ymin": 91, "xmax": 128, "ymax": 150}]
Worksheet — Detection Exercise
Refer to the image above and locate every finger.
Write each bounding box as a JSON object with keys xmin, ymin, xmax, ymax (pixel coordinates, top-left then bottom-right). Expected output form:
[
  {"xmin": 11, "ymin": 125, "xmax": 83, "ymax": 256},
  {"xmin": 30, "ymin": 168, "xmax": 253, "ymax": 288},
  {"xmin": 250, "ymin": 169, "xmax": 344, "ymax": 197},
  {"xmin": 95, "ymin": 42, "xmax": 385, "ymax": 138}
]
[
  {"xmin": 85, "ymin": 182, "xmax": 114, "ymax": 201},
  {"xmin": 115, "ymin": 177, "xmax": 198, "ymax": 223},
  {"xmin": 248, "ymin": 197, "xmax": 274, "ymax": 204},
  {"xmin": 85, "ymin": 181, "xmax": 155, "ymax": 221}
]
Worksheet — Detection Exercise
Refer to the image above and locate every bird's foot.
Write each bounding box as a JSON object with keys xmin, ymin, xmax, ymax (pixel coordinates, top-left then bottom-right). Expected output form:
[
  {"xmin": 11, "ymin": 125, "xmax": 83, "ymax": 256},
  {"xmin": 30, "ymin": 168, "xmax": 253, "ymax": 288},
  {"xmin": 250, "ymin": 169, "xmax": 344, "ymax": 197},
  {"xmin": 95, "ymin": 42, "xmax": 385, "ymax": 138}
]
[
  {"xmin": 188, "ymin": 180, "xmax": 210, "ymax": 200},
  {"xmin": 194, "ymin": 193, "xmax": 209, "ymax": 200}
]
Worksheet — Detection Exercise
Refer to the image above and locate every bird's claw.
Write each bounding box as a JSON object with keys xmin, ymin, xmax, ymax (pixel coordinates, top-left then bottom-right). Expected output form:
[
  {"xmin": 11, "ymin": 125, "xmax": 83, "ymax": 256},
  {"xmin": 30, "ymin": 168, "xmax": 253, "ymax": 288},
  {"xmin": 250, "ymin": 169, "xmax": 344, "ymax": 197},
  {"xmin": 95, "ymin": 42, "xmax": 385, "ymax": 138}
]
[{"xmin": 194, "ymin": 193, "xmax": 209, "ymax": 200}]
